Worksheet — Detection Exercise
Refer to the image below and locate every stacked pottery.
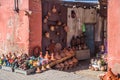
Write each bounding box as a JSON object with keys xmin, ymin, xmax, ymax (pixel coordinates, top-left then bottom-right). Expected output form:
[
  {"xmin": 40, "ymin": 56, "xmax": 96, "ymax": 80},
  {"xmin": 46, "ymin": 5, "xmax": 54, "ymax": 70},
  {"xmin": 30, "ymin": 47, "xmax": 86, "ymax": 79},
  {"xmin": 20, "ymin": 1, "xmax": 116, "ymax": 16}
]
[
  {"xmin": 64, "ymin": 61, "xmax": 69, "ymax": 70},
  {"xmin": 100, "ymin": 68, "xmax": 119, "ymax": 80},
  {"xmin": 50, "ymin": 53, "xmax": 56, "ymax": 61},
  {"xmin": 72, "ymin": 57, "xmax": 78, "ymax": 67},
  {"xmin": 55, "ymin": 52, "xmax": 61, "ymax": 60}
]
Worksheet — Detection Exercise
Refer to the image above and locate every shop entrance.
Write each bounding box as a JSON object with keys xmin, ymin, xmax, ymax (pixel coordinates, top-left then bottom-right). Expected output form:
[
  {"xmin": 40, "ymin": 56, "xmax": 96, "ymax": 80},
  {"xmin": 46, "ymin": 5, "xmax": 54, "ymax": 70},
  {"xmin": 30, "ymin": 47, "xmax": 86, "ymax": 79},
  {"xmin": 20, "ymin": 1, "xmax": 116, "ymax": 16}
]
[{"xmin": 41, "ymin": 0, "xmax": 107, "ymax": 59}]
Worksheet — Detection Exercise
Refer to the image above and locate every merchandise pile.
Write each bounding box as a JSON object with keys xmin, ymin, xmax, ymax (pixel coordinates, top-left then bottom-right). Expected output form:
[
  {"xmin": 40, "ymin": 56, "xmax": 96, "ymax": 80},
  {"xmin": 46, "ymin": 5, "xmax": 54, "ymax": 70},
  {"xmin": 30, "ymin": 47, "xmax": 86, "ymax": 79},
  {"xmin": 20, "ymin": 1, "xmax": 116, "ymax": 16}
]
[
  {"xmin": 0, "ymin": 48, "xmax": 78, "ymax": 74},
  {"xmin": 99, "ymin": 68, "xmax": 120, "ymax": 80},
  {"xmin": 70, "ymin": 33, "xmax": 88, "ymax": 50}
]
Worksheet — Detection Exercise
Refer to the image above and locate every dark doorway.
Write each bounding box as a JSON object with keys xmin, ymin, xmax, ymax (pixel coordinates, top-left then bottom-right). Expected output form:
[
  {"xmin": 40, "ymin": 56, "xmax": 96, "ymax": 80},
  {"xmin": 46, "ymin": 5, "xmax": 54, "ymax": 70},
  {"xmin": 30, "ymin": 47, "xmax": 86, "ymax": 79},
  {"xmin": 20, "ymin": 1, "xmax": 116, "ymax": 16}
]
[{"xmin": 85, "ymin": 24, "xmax": 95, "ymax": 57}]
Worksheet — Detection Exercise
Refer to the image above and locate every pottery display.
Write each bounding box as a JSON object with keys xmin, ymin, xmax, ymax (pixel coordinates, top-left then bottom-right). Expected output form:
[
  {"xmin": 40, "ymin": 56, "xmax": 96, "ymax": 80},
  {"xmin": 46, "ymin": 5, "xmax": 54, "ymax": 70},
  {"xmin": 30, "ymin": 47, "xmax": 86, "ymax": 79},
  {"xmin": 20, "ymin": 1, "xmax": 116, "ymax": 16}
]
[
  {"xmin": 100, "ymin": 68, "xmax": 120, "ymax": 80},
  {"xmin": 0, "ymin": 47, "xmax": 77, "ymax": 74},
  {"xmin": 52, "ymin": 5, "xmax": 57, "ymax": 13},
  {"xmin": 55, "ymin": 52, "xmax": 61, "ymax": 60},
  {"xmin": 50, "ymin": 53, "xmax": 56, "ymax": 61}
]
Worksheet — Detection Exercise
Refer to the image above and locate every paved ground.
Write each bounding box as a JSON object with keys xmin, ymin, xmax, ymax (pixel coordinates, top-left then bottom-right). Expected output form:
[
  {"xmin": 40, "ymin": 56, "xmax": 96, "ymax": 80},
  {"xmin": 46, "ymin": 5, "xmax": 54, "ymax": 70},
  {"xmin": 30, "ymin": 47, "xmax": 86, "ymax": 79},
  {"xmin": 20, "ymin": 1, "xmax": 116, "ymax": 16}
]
[
  {"xmin": 0, "ymin": 60, "xmax": 105, "ymax": 80},
  {"xmin": 0, "ymin": 69, "xmax": 100, "ymax": 80}
]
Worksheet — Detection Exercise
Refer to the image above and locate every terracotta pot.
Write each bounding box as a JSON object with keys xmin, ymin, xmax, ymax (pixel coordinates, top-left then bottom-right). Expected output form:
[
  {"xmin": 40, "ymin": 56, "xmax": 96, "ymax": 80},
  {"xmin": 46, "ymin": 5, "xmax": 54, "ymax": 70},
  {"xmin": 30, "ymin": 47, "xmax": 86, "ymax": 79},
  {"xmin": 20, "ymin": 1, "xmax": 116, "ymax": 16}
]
[
  {"xmin": 50, "ymin": 53, "xmax": 56, "ymax": 61},
  {"xmin": 33, "ymin": 61, "xmax": 37, "ymax": 67},
  {"xmin": 57, "ymin": 21, "xmax": 62, "ymax": 26},
  {"xmin": 46, "ymin": 64, "xmax": 51, "ymax": 69},
  {"xmin": 101, "ymin": 68, "xmax": 119, "ymax": 80},
  {"xmin": 40, "ymin": 52, "xmax": 43, "ymax": 58},
  {"xmin": 41, "ymin": 65, "xmax": 46, "ymax": 71},
  {"xmin": 69, "ymin": 49, "xmax": 74, "ymax": 54},
  {"xmin": 55, "ymin": 52, "xmax": 61, "ymax": 60},
  {"xmin": 65, "ymin": 50, "xmax": 71, "ymax": 56},
  {"xmin": 43, "ymin": 18, "xmax": 48, "ymax": 23},
  {"xmin": 68, "ymin": 59, "xmax": 74, "ymax": 68},
  {"xmin": 50, "ymin": 26, "xmax": 55, "ymax": 31},
  {"xmin": 72, "ymin": 57, "xmax": 78, "ymax": 67},
  {"xmin": 44, "ymin": 51, "xmax": 50, "ymax": 60},
  {"xmin": 52, "ymin": 5, "xmax": 57, "ymax": 13},
  {"xmin": 48, "ymin": 12, "xmax": 51, "ymax": 16},
  {"xmin": 59, "ymin": 63, "xmax": 64, "ymax": 71},
  {"xmin": 72, "ymin": 57, "xmax": 78, "ymax": 63},
  {"xmin": 36, "ymin": 67, "xmax": 41, "ymax": 73},
  {"xmin": 55, "ymin": 64, "xmax": 61, "ymax": 70},
  {"xmin": 64, "ymin": 61, "xmax": 69, "ymax": 70},
  {"xmin": 60, "ymin": 52, "xmax": 66, "ymax": 58},
  {"xmin": 100, "ymin": 66, "xmax": 106, "ymax": 71}
]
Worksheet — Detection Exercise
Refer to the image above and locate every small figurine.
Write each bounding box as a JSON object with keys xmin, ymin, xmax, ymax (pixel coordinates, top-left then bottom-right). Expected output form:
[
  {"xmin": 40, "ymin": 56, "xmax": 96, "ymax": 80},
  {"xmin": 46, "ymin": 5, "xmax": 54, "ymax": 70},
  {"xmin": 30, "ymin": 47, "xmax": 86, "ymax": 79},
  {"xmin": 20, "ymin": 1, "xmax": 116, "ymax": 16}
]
[
  {"xmin": 1, "ymin": 54, "xmax": 6, "ymax": 66},
  {"xmin": 0, "ymin": 57, "xmax": 2, "ymax": 65},
  {"xmin": 5, "ymin": 55, "xmax": 10, "ymax": 67}
]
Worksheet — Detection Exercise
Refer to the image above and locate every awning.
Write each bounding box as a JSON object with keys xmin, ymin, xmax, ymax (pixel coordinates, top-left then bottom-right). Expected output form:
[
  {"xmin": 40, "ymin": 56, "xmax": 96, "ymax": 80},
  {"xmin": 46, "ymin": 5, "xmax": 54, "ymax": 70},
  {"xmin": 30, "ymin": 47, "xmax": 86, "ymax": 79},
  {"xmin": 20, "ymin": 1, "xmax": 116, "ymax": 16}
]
[{"xmin": 62, "ymin": 0, "xmax": 99, "ymax": 3}]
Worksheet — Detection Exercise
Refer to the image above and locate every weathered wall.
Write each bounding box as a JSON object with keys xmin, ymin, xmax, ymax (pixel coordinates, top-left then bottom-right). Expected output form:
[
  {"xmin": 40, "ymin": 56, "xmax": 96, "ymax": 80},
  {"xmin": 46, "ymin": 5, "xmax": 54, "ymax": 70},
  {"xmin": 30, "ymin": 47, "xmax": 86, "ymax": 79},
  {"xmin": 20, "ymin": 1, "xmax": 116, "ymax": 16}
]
[
  {"xmin": 29, "ymin": 0, "xmax": 42, "ymax": 55},
  {"xmin": 108, "ymin": 0, "xmax": 120, "ymax": 74},
  {"xmin": 0, "ymin": 0, "xmax": 29, "ymax": 55}
]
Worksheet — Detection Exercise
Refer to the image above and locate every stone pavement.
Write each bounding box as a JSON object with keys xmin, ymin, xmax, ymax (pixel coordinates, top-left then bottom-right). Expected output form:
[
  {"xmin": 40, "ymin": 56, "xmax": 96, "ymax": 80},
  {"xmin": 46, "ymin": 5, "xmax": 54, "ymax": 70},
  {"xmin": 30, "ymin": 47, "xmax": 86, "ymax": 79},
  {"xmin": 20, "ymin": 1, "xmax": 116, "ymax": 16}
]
[{"xmin": 0, "ymin": 69, "xmax": 100, "ymax": 80}]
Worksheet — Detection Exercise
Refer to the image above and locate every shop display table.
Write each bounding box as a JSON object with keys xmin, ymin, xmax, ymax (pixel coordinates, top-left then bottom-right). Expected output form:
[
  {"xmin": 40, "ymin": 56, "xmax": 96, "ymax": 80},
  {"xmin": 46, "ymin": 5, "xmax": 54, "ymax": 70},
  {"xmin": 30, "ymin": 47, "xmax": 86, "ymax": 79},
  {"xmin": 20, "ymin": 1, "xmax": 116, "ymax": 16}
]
[
  {"xmin": 15, "ymin": 68, "xmax": 36, "ymax": 75},
  {"xmin": 75, "ymin": 49, "xmax": 90, "ymax": 60},
  {"xmin": 1, "ymin": 66, "xmax": 13, "ymax": 72}
]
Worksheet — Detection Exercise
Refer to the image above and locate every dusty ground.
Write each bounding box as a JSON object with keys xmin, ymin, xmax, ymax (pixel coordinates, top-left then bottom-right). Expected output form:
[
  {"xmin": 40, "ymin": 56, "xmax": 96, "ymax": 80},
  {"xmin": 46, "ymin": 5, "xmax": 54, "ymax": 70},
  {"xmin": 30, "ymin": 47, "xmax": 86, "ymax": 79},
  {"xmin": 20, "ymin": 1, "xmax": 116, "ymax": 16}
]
[
  {"xmin": 65, "ymin": 59, "xmax": 106, "ymax": 80},
  {"xmin": 0, "ymin": 59, "xmax": 105, "ymax": 80}
]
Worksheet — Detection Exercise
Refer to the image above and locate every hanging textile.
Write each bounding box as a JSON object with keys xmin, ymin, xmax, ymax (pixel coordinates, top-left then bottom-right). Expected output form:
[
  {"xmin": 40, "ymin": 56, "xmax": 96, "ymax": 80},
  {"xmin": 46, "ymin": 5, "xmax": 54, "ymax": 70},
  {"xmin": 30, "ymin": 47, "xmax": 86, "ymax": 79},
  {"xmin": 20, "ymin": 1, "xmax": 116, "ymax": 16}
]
[
  {"xmin": 67, "ymin": 7, "xmax": 84, "ymax": 47},
  {"xmin": 95, "ymin": 14, "xmax": 102, "ymax": 41},
  {"xmin": 84, "ymin": 8, "xmax": 97, "ymax": 23}
]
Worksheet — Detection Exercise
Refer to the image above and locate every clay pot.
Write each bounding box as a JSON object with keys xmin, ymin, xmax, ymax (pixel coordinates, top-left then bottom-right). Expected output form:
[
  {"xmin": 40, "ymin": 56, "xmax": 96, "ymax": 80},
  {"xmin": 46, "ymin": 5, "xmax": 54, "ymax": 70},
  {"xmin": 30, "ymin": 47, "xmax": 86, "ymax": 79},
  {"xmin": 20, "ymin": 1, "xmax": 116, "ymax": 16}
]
[
  {"xmin": 59, "ymin": 63, "xmax": 64, "ymax": 71},
  {"xmin": 50, "ymin": 53, "xmax": 56, "ymax": 61},
  {"xmin": 33, "ymin": 61, "xmax": 37, "ymax": 67},
  {"xmin": 48, "ymin": 12, "xmax": 51, "ymax": 16},
  {"xmin": 60, "ymin": 52, "xmax": 66, "ymax": 58},
  {"xmin": 46, "ymin": 64, "xmax": 51, "ymax": 69},
  {"xmin": 100, "ymin": 66, "xmax": 106, "ymax": 71},
  {"xmin": 72, "ymin": 57, "xmax": 78, "ymax": 63},
  {"xmin": 65, "ymin": 50, "xmax": 71, "ymax": 56},
  {"xmin": 40, "ymin": 52, "xmax": 43, "ymax": 58},
  {"xmin": 55, "ymin": 52, "xmax": 61, "ymax": 60},
  {"xmin": 43, "ymin": 18, "xmax": 48, "ymax": 23},
  {"xmin": 52, "ymin": 5, "xmax": 57, "ymax": 13},
  {"xmin": 72, "ymin": 57, "xmax": 78, "ymax": 67},
  {"xmin": 101, "ymin": 68, "xmax": 119, "ymax": 80},
  {"xmin": 57, "ymin": 21, "xmax": 62, "ymax": 26},
  {"xmin": 69, "ymin": 49, "xmax": 74, "ymax": 54},
  {"xmin": 50, "ymin": 26, "xmax": 55, "ymax": 31},
  {"xmin": 41, "ymin": 65, "xmax": 46, "ymax": 71},
  {"xmin": 55, "ymin": 64, "xmax": 61, "ymax": 70},
  {"xmin": 68, "ymin": 59, "xmax": 74, "ymax": 69},
  {"xmin": 64, "ymin": 61, "xmax": 69, "ymax": 70},
  {"xmin": 44, "ymin": 51, "xmax": 50, "ymax": 60},
  {"xmin": 36, "ymin": 67, "xmax": 41, "ymax": 73},
  {"xmin": 8, "ymin": 52, "xmax": 12, "ymax": 58}
]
